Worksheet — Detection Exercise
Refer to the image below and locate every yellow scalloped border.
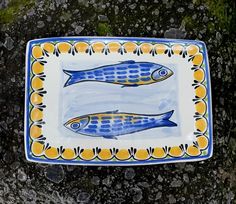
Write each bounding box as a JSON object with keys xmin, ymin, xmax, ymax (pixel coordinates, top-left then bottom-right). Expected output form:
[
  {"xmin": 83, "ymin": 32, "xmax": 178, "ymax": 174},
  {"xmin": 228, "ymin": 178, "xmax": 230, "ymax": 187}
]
[{"xmin": 29, "ymin": 41, "xmax": 209, "ymax": 161}]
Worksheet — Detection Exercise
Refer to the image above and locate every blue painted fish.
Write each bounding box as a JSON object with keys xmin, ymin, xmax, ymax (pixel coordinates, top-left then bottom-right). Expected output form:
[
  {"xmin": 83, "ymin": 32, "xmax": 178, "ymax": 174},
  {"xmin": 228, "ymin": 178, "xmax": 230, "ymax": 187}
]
[
  {"xmin": 64, "ymin": 110, "xmax": 177, "ymax": 139},
  {"xmin": 63, "ymin": 60, "xmax": 173, "ymax": 87}
]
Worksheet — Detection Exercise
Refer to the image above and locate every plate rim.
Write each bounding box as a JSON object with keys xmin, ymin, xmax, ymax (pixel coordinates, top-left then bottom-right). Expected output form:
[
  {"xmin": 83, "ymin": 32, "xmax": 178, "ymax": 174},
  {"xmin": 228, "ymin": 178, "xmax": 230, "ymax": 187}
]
[{"xmin": 24, "ymin": 36, "xmax": 213, "ymax": 165}]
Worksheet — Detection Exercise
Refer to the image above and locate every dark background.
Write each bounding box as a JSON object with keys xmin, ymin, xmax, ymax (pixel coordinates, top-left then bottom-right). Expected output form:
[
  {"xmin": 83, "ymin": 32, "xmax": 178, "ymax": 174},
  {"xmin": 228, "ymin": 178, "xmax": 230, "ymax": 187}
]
[{"xmin": 0, "ymin": 0, "xmax": 235, "ymax": 203}]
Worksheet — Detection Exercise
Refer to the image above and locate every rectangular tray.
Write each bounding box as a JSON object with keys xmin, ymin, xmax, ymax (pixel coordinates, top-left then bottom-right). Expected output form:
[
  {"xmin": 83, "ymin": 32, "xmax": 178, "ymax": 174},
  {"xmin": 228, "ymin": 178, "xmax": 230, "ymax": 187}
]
[{"xmin": 25, "ymin": 37, "xmax": 213, "ymax": 165}]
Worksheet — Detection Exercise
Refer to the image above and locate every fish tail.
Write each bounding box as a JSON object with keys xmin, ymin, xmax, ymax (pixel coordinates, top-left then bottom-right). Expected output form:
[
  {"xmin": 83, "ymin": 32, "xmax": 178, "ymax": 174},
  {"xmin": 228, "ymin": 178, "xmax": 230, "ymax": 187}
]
[
  {"xmin": 63, "ymin": 70, "xmax": 87, "ymax": 87},
  {"xmin": 157, "ymin": 110, "xmax": 177, "ymax": 127}
]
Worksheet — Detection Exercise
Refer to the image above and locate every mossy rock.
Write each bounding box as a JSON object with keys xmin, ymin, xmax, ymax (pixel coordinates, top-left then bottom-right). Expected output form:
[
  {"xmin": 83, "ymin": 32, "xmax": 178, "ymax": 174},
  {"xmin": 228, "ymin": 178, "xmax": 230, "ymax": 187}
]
[{"xmin": 96, "ymin": 23, "xmax": 112, "ymax": 36}]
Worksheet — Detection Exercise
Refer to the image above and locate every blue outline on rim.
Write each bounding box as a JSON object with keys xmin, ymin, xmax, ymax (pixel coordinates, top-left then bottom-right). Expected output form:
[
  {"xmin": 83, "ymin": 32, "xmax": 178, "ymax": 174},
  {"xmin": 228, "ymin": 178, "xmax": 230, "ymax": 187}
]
[{"xmin": 25, "ymin": 37, "xmax": 213, "ymax": 165}]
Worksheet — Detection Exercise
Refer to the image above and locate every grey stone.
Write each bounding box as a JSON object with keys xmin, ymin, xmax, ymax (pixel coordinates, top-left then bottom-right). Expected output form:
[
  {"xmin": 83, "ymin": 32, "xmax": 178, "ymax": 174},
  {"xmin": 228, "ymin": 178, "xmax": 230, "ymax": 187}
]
[
  {"xmin": 164, "ymin": 28, "xmax": 186, "ymax": 39},
  {"xmin": 66, "ymin": 165, "xmax": 76, "ymax": 172},
  {"xmin": 129, "ymin": 3, "xmax": 136, "ymax": 10},
  {"xmin": 75, "ymin": 26, "xmax": 84, "ymax": 35},
  {"xmin": 137, "ymin": 182, "xmax": 150, "ymax": 188},
  {"xmin": 152, "ymin": 9, "xmax": 159, "ymax": 16},
  {"xmin": 168, "ymin": 194, "xmax": 177, "ymax": 204},
  {"xmin": 102, "ymin": 176, "xmax": 112, "ymax": 187},
  {"xmin": 203, "ymin": 16, "xmax": 209, "ymax": 23},
  {"xmin": 77, "ymin": 192, "xmax": 90, "ymax": 203},
  {"xmin": 155, "ymin": 192, "xmax": 162, "ymax": 200},
  {"xmin": 132, "ymin": 187, "xmax": 143, "ymax": 203},
  {"xmin": 44, "ymin": 165, "xmax": 64, "ymax": 184},
  {"xmin": 0, "ymin": 0, "xmax": 9, "ymax": 9},
  {"xmin": 216, "ymin": 32, "xmax": 222, "ymax": 41},
  {"xmin": 98, "ymin": 15, "xmax": 109, "ymax": 22},
  {"xmin": 177, "ymin": 7, "xmax": 185, "ymax": 13},
  {"xmin": 158, "ymin": 175, "xmax": 163, "ymax": 182},
  {"xmin": 170, "ymin": 179, "xmax": 183, "ymax": 187},
  {"xmin": 124, "ymin": 168, "xmax": 135, "ymax": 180},
  {"xmin": 91, "ymin": 176, "xmax": 100, "ymax": 185},
  {"xmin": 3, "ymin": 37, "xmax": 14, "ymax": 50},
  {"xmin": 37, "ymin": 21, "xmax": 45, "ymax": 28},
  {"xmin": 170, "ymin": 18, "xmax": 175, "ymax": 23},
  {"xmin": 185, "ymin": 164, "xmax": 195, "ymax": 172},
  {"xmin": 17, "ymin": 169, "xmax": 27, "ymax": 182},
  {"xmin": 183, "ymin": 174, "xmax": 189, "ymax": 183}
]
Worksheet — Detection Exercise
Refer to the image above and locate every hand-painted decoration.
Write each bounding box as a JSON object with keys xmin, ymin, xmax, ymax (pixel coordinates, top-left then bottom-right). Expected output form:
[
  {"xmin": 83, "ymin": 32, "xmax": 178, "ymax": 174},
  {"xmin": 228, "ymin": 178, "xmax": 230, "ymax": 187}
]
[
  {"xmin": 63, "ymin": 60, "xmax": 173, "ymax": 87},
  {"xmin": 64, "ymin": 110, "xmax": 177, "ymax": 139},
  {"xmin": 25, "ymin": 37, "xmax": 212, "ymax": 165}
]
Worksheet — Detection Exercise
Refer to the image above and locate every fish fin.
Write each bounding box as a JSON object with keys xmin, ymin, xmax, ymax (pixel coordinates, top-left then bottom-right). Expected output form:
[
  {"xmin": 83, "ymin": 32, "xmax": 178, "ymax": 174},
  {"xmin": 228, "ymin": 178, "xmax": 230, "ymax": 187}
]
[
  {"xmin": 121, "ymin": 84, "xmax": 139, "ymax": 88},
  {"xmin": 160, "ymin": 110, "xmax": 174, "ymax": 120},
  {"xmin": 120, "ymin": 60, "xmax": 136, "ymax": 64},
  {"xmin": 63, "ymin": 70, "xmax": 86, "ymax": 87},
  {"xmin": 104, "ymin": 110, "xmax": 119, "ymax": 114},
  {"xmin": 162, "ymin": 120, "xmax": 177, "ymax": 127},
  {"xmin": 103, "ymin": 135, "xmax": 118, "ymax": 140},
  {"xmin": 157, "ymin": 110, "xmax": 177, "ymax": 127}
]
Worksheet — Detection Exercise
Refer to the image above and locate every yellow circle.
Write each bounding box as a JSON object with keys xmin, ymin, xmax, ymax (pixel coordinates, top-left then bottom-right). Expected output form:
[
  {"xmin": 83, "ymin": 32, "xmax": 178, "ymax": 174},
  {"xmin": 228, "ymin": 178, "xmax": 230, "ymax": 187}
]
[
  {"xmin": 32, "ymin": 141, "xmax": 44, "ymax": 156},
  {"xmin": 80, "ymin": 149, "xmax": 95, "ymax": 160},
  {"xmin": 192, "ymin": 53, "xmax": 203, "ymax": 66},
  {"xmin": 186, "ymin": 45, "xmax": 199, "ymax": 56},
  {"xmin": 98, "ymin": 149, "xmax": 113, "ymax": 160},
  {"xmin": 195, "ymin": 85, "xmax": 206, "ymax": 99},
  {"xmin": 62, "ymin": 148, "xmax": 76, "ymax": 160},
  {"xmin": 31, "ymin": 77, "xmax": 43, "ymax": 90},
  {"xmin": 197, "ymin": 135, "xmax": 209, "ymax": 149},
  {"xmin": 152, "ymin": 147, "xmax": 166, "ymax": 158},
  {"xmin": 195, "ymin": 117, "xmax": 207, "ymax": 132},
  {"xmin": 195, "ymin": 101, "xmax": 206, "ymax": 115},
  {"xmin": 42, "ymin": 42, "xmax": 55, "ymax": 53},
  {"xmin": 32, "ymin": 61, "xmax": 44, "ymax": 75},
  {"xmin": 30, "ymin": 108, "xmax": 43, "ymax": 121},
  {"xmin": 172, "ymin": 44, "xmax": 184, "ymax": 55},
  {"xmin": 45, "ymin": 147, "xmax": 59, "ymax": 159},
  {"xmin": 194, "ymin": 68, "xmax": 204, "ymax": 82},
  {"xmin": 187, "ymin": 145, "xmax": 200, "ymax": 156},
  {"xmin": 116, "ymin": 149, "xmax": 130, "ymax": 160},
  {"xmin": 107, "ymin": 42, "xmax": 121, "ymax": 53},
  {"xmin": 74, "ymin": 42, "xmax": 89, "ymax": 53},
  {"xmin": 30, "ymin": 125, "xmax": 42, "ymax": 139},
  {"xmin": 30, "ymin": 92, "xmax": 43, "ymax": 105},
  {"xmin": 123, "ymin": 42, "xmax": 137, "ymax": 53},
  {"xmin": 32, "ymin": 46, "xmax": 43, "ymax": 59},
  {"xmin": 169, "ymin": 146, "xmax": 183, "ymax": 157},
  {"xmin": 140, "ymin": 43, "xmax": 153, "ymax": 54},
  {"xmin": 135, "ymin": 149, "xmax": 149, "ymax": 160},
  {"xmin": 92, "ymin": 42, "xmax": 105, "ymax": 53},
  {"xmin": 155, "ymin": 44, "xmax": 167, "ymax": 54},
  {"xmin": 57, "ymin": 42, "xmax": 71, "ymax": 53}
]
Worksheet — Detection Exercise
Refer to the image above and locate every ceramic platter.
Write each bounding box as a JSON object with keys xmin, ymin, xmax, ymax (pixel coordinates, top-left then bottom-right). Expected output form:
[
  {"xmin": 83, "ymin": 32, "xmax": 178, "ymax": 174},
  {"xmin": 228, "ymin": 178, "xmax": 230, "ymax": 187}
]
[{"xmin": 25, "ymin": 37, "xmax": 213, "ymax": 165}]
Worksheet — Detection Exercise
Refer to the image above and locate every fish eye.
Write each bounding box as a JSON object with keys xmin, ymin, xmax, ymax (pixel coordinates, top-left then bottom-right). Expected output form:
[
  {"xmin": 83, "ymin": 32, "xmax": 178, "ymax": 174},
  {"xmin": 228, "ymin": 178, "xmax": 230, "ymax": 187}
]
[
  {"xmin": 71, "ymin": 122, "xmax": 80, "ymax": 129},
  {"xmin": 159, "ymin": 69, "xmax": 168, "ymax": 76}
]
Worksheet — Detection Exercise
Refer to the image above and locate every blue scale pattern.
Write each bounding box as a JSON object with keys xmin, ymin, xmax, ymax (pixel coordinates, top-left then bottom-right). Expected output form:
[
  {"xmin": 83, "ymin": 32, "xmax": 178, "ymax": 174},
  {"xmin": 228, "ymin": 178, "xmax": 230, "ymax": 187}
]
[
  {"xmin": 117, "ymin": 71, "xmax": 127, "ymax": 75},
  {"xmin": 103, "ymin": 67, "xmax": 115, "ymax": 71},
  {"xmin": 129, "ymin": 70, "xmax": 139, "ymax": 73},
  {"xmin": 140, "ymin": 72, "xmax": 150, "ymax": 76},
  {"xmin": 140, "ymin": 77, "xmax": 151, "ymax": 81},
  {"xmin": 128, "ymin": 65, "xmax": 139, "ymax": 69},
  {"xmin": 129, "ymin": 75, "xmax": 140, "ymax": 79},
  {"xmin": 100, "ymin": 129, "xmax": 110, "ymax": 132},
  {"xmin": 101, "ymin": 120, "xmax": 110, "ymax": 124}
]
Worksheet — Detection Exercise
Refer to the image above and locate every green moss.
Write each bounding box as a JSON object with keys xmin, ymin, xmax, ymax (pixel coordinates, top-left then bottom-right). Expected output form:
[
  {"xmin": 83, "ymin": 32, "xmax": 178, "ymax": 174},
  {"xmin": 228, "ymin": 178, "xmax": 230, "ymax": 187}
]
[
  {"xmin": 205, "ymin": 0, "xmax": 230, "ymax": 27},
  {"xmin": 195, "ymin": 0, "xmax": 234, "ymax": 30},
  {"xmin": 0, "ymin": 0, "xmax": 35, "ymax": 24},
  {"xmin": 183, "ymin": 16, "xmax": 194, "ymax": 29},
  {"xmin": 96, "ymin": 23, "xmax": 112, "ymax": 36}
]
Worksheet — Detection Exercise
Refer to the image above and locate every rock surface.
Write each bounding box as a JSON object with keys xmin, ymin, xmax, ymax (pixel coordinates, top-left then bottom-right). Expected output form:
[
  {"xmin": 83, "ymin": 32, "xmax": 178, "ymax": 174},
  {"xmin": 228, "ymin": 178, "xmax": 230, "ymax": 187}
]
[{"xmin": 0, "ymin": 0, "xmax": 235, "ymax": 203}]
